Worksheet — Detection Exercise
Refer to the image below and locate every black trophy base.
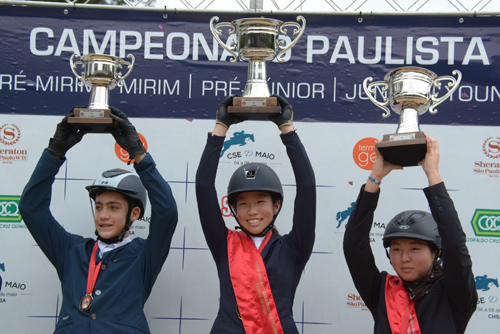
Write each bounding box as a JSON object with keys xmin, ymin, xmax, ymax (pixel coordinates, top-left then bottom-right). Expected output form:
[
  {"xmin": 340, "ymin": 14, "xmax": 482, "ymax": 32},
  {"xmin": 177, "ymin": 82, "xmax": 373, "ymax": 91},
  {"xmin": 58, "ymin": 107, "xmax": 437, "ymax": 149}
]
[
  {"xmin": 68, "ymin": 108, "xmax": 115, "ymax": 133},
  {"xmin": 228, "ymin": 97, "xmax": 281, "ymax": 120},
  {"xmin": 376, "ymin": 131, "xmax": 427, "ymax": 167}
]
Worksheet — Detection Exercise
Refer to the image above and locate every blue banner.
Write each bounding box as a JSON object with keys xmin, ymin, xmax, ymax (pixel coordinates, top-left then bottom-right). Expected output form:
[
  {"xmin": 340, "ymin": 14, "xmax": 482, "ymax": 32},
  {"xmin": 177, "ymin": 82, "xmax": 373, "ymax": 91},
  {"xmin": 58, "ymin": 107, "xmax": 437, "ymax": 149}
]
[{"xmin": 1, "ymin": 5, "xmax": 499, "ymax": 125}]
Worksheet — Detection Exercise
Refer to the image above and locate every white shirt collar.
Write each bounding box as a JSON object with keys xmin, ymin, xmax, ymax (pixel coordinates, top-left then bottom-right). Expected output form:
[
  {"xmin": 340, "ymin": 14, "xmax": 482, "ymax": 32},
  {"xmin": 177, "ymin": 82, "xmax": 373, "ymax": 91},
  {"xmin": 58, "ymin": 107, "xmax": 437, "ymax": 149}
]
[
  {"xmin": 250, "ymin": 235, "xmax": 265, "ymax": 250},
  {"xmin": 98, "ymin": 237, "xmax": 131, "ymax": 258}
]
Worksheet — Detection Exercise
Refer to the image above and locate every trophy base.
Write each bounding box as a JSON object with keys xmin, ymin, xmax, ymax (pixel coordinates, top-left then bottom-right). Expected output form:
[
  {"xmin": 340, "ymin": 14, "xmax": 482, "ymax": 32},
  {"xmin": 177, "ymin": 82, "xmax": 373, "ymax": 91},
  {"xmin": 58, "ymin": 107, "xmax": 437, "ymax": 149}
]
[
  {"xmin": 68, "ymin": 108, "xmax": 115, "ymax": 133},
  {"xmin": 228, "ymin": 97, "xmax": 281, "ymax": 120},
  {"xmin": 376, "ymin": 131, "xmax": 427, "ymax": 167}
]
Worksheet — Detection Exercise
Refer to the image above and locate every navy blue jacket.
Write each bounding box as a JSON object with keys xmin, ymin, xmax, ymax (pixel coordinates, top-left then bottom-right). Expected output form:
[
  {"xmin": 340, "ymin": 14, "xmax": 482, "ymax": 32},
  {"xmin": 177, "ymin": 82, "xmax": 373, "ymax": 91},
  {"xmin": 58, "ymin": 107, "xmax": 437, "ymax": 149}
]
[
  {"xmin": 19, "ymin": 150, "xmax": 178, "ymax": 334},
  {"xmin": 196, "ymin": 131, "xmax": 316, "ymax": 333},
  {"xmin": 344, "ymin": 182, "xmax": 477, "ymax": 334}
]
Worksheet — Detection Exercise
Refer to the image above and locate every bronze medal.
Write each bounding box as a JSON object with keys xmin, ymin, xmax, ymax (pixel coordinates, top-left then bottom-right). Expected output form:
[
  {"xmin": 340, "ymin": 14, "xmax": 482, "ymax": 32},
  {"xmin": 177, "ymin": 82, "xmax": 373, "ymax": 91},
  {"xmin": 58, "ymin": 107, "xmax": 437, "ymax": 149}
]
[{"xmin": 80, "ymin": 294, "xmax": 92, "ymax": 312}]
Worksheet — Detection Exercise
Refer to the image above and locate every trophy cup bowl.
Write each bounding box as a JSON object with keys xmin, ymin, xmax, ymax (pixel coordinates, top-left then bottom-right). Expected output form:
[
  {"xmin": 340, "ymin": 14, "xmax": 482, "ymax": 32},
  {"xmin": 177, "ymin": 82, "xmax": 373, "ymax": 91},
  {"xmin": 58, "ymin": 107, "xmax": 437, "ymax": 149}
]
[
  {"xmin": 363, "ymin": 67, "xmax": 461, "ymax": 166},
  {"xmin": 69, "ymin": 53, "xmax": 135, "ymax": 133},
  {"xmin": 210, "ymin": 15, "xmax": 306, "ymax": 119}
]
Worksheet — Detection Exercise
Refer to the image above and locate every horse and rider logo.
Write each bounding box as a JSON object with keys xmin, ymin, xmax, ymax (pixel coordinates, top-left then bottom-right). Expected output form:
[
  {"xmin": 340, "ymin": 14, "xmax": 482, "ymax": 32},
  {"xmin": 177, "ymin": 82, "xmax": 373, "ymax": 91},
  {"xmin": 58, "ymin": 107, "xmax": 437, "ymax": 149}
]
[
  {"xmin": 220, "ymin": 131, "xmax": 255, "ymax": 158},
  {"xmin": 475, "ymin": 274, "xmax": 499, "ymax": 291},
  {"xmin": 336, "ymin": 202, "xmax": 356, "ymax": 228}
]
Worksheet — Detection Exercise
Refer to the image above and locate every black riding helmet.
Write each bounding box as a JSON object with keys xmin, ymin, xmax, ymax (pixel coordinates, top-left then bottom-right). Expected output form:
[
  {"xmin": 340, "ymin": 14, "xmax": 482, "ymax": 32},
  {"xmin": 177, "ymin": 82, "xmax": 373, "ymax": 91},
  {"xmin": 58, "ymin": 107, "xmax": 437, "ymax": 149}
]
[
  {"xmin": 227, "ymin": 163, "xmax": 284, "ymax": 237},
  {"xmin": 383, "ymin": 210, "xmax": 442, "ymax": 250},
  {"xmin": 86, "ymin": 168, "xmax": 147, "ymax": 243}
]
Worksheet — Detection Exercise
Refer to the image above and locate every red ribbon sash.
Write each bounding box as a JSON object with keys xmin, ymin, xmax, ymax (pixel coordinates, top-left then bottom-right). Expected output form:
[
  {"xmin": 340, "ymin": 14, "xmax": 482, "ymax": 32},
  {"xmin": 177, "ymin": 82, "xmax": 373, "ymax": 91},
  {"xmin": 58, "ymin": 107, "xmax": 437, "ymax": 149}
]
[
  {"xmin": 227, "ymin": 230, "xmax": 284, "ymax": 334},
  {"xmin": 385, "ymin": 275, "xmax": 421, "ymax": 334},
  {"xmin": 86, "ymin": 242, "xmax": 103, "ymax": 296}
]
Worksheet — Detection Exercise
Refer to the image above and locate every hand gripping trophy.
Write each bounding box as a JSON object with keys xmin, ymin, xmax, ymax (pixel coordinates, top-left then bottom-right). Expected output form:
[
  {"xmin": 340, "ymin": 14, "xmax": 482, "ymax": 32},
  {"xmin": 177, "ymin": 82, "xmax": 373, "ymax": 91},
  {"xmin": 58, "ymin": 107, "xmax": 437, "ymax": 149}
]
[
  {"xmin": 363, "ymin": 67, "xmax": 461, "ymax": 166},
  {"xmin": 69, "ymin": 54, "xmax": 135, "ymax": 133},
  {"xmin": 210, "ymin": 15, "xmax": 305, "ymax": 118}
]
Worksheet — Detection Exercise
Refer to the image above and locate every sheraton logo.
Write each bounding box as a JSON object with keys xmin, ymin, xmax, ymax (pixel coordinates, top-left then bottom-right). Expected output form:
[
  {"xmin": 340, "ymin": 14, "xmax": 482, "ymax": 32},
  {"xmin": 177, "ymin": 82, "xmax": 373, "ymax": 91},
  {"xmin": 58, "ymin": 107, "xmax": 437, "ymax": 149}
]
[
  {"xmin": 483, "ymin": 137, "xmax": 500, "ymax": 159},
  {"xmin": 0, "ymin": 124, "xmax": 21, "ymax": 146},
  {"xmin": 473, "ymin": 137, "xmax": 500, "ymax": 177},
  {"xmin": 471, "ymin": 209, "xmax": 500, "ymax": 237}
]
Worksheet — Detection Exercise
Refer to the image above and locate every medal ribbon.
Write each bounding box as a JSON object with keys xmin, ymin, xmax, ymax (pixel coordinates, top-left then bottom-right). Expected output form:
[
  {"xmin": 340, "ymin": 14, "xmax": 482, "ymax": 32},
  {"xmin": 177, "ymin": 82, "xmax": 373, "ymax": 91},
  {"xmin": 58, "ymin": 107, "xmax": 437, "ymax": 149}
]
[
  {"xmin": 385, "ymin": 275, "xmax": 421, "ymax": 334},
  {"xmin": 86, "ymin": 242, "xmax": 103, "ymax": 297},
  {"xmin": 227, "ymin": 230, "xmax": 284, "ymax": 334}
]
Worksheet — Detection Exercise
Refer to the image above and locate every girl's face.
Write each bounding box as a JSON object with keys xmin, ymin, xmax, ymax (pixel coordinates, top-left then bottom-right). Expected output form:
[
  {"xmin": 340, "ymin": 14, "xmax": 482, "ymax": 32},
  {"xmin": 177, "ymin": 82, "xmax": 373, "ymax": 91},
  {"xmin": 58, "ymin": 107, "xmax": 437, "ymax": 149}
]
[
  {"xmin": 389, "ymin": 238, "xmax": 435, "ymax": 282},
  {"xmin": 234, "ymin": 191, "xmax": 280, "ymax": 235}
]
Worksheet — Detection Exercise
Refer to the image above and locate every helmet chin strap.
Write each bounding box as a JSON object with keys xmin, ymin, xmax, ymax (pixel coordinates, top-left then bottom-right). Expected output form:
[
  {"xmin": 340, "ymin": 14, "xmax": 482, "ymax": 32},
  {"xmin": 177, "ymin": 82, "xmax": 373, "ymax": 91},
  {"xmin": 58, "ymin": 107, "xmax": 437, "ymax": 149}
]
[{"xmin": 230, "ymin": 206, "xmax": 277, "ymax": 237}]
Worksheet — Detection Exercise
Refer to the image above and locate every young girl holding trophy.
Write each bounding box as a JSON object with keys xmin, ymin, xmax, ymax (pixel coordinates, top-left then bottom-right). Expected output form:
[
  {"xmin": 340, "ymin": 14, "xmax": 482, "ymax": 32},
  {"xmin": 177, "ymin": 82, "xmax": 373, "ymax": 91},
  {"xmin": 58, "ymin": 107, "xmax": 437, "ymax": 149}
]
[
  {"xmin": 343, "ymin": 135, "xmax": 477, "ymax": 334},
  {"xmin": 195, "ymin": 95, "xmax": 316, "ymax": 333}
]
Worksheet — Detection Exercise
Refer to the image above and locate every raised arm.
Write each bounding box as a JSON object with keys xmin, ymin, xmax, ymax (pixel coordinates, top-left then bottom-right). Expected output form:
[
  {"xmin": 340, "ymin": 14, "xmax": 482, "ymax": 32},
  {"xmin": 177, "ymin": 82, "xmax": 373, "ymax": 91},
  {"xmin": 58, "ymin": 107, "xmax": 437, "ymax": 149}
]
[
  {"xmin": 195, "ymin": 96, "xmax": 246, "ymax": 258},
  {"xmin": 271, "ymin": 95, "xmax": 316, "ymax": 266},
  {"xmin": 343, "ymin": 141, "xmax": 402, "ymax": 312},
  {"xmin": 420, "ymin": 135, "xmax": 477, "ymax": 317},
  {"xmin": 19, "ymin": 111, "xmax": 88, "ymax": 271}
]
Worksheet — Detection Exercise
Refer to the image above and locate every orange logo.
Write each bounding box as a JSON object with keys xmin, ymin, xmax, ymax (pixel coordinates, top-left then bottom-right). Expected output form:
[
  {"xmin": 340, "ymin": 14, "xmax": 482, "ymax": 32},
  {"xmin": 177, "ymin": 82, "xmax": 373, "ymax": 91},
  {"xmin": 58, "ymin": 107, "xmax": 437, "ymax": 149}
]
[
  {"xmin": 114, "ymin": 132, "xmax": 148, "ymax": 163},
  {"xmin": 353, "ymin": 137, "xmax": 377, "ymax": 170},
  {"xmin": 0, "ymin": 124, "xmax": 21, "ymax": 146},
  {"xmin": 483, "ymin": 137, "xmax": 500, "ymax": 159}
]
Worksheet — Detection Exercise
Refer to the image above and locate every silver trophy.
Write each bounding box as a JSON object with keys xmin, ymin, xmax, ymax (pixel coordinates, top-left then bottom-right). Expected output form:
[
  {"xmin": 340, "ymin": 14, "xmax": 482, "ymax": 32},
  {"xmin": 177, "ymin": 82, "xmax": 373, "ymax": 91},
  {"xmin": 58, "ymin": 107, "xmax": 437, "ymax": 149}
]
[
  {"xmin": 210, "ymin": 15, "xmax": 306, "ymax": 117},
  {"xmin": 69, "ymin": 53, "xmax": 135, "ymax": 132},
  {"xmin": 363, "ymin": 67, "xmax": 461, "ymax": 166}
]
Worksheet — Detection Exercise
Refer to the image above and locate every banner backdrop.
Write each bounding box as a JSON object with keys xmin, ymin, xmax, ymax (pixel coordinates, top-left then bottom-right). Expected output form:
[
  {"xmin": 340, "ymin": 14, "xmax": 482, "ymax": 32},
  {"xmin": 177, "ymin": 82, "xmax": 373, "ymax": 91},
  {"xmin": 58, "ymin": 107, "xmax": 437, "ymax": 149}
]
[{"xmin": 1, "ymin": 4, "xmax": 499, "ymax": 334}]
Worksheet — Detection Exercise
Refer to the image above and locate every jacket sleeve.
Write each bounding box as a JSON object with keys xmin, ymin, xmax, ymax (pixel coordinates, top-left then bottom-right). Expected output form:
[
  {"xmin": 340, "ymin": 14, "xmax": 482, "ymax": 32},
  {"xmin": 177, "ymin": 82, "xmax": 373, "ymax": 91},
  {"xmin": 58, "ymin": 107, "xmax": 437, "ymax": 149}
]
[
  {"xmin": 19, "ymin": 149, "xmax": 83, "ymax": 274},
  {"xmin": 136, "ymin": 153, "xmax": 178, "ymax": 284},
  {"xmin": 195, "ymin": 134, "xmax": 229, "ymax": 260},
  {"xmin": 343, "ymin": 185, "xmax": 383, "ymax": 313},
  {"xmin": 283, "ymin": 131, "xmax": 316, "ymax": 267},
  {"xmin": 423, "ymin": 182, "xmax": 478, "ymax": 317}
]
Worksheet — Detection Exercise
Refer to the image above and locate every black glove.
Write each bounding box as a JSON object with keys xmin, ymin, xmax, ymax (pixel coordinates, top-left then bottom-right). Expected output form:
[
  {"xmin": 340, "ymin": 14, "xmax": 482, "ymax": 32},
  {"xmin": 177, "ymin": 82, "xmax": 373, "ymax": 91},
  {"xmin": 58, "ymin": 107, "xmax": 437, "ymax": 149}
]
[
  {"xmin": 108, "ymin": 107, "xmax": 146, "ymax": 158},
  {"xmin": 270, "ymin": 94, "xmax": 294, "ymax": 129},
  {"xmin": 215, "ymin": 95, "xmax": 247, "ymax": 129},
  {"xmin": 47, "ymin": 110, "xmax": 88, "ymax": 158}
]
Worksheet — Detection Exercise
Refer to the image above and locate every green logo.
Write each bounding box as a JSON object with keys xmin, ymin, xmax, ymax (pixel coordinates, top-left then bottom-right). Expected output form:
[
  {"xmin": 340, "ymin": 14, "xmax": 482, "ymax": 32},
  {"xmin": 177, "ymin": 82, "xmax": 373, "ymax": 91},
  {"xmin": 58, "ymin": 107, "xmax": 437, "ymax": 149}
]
[
  {"xmin": 0, "ymin": 196, "xmax": 22, "ymax": 223},
  {"xmin": 471, "ymin": 209, "xmax": 500, "ymax": 237}
]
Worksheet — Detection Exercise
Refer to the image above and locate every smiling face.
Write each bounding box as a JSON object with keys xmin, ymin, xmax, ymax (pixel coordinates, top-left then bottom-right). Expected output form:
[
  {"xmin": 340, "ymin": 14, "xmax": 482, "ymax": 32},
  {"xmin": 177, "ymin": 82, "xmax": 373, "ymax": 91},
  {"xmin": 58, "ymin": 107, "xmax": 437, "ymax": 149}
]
[
  {"xmin": 94, "ymin": 191, "xmax": 140, "ymax": 240},
  {"xmin": 389, "ymin": 238, "xmax": 436, "ymax": 282},
  {"xmin": 233, "ymin": 191, "xmax": 281, "ymax": 235}
]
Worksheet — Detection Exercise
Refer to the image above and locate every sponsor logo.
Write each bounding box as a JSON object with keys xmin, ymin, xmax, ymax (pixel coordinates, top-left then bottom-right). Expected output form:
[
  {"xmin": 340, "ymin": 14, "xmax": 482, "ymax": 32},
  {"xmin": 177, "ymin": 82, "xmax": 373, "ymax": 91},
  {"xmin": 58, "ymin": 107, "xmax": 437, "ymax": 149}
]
[
  {"xmin": 0, "ymin": 262, "xmax": 27, "ymax": 303},
  {"xmin": 114, "ymin": 132, "xmax": 148, "ymax": 163},
  {"xmin": 471, "ymin": 209, "xmax": 500, "ymax": 237},
  {"xmin": 0, "ymin": 124, "xmax": 28, "ymax": 164},
  {"xmin": 0, "ymin": 196, "xmax": 23, "ymax": 223},
  {"xmin": 483, "ymin": 137, "xmax": 500, "ymax": 159},
  {"xmin": 474, "ymin": 137, "xmax": 500, "ymax": 177},
  {"xmin": 476, "ymin": 275, "xmax": 499, "ymax": 292},
  {"xmin": 221, "ymin": 131, "xmax": 276, "ymax": 165},
  {"xmin": 0, "ymin": 124, "xmax": 21, "ymax": 146},
  {"xmin": 352, "ymin": 137, "xmax": 377, "ymax": 170},
  {"xmin": 336, "ymin": 202, "xmax": 355, "ymax": 228},
  {"xmin": 221, "ymin": 131, "xmax": 255, "ymax": 158},
  {"xmin": 221, "ymin": 196, "xmax": 233, "ymax": 218},
  {"xmin": 346, "ymin": 293, "xmax": 368, "ymax": 310}
]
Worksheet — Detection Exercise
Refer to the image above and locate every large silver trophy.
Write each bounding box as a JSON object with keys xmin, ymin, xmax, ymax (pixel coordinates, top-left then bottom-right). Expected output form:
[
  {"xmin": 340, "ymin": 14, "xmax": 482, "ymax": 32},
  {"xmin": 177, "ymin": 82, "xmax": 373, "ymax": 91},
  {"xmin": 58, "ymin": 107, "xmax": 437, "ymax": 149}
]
[
  {"xmin": 69, "ymin": 54, "xmax": 135, "ymax": 132},
  {"xmin": 363, "ymin": 67, "xmax": 461, "ymax": 166},
  {"xmin": 210, "ymin": 16, "xmax": 306, "ymax": 118}
]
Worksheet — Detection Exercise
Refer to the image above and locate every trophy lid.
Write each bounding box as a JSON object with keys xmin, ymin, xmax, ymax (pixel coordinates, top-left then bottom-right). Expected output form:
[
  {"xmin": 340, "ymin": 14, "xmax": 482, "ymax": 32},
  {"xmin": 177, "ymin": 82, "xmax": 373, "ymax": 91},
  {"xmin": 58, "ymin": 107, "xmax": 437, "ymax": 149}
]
[{"xmin": 384, "ymin": 66, "xmax": 438, "ymax": 81}]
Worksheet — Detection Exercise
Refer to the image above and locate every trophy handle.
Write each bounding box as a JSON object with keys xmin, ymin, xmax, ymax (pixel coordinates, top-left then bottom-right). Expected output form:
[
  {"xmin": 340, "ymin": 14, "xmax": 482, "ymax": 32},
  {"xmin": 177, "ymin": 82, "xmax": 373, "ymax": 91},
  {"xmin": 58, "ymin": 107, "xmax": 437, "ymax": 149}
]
[
  {"xmin": 70, "ymin": 53, "xmax": 86, "ymax": 88},
  {"xmin": 210, "ymin": 16, "xmax": 238, "ymax": 63},
  {"xmin": 363, "ymin": 77, "xmax": 391, "ymax": 118},
  {"xmin": 116, "ymin": 54, "xmax": 135, "ymax": 88},
  {"xmin": 276, "ymin": 15, "xmax": 306, "ymax": 63},
  {"xmin": 429, "ymin": 70, "xmax": 462, "ymax": 114}
]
